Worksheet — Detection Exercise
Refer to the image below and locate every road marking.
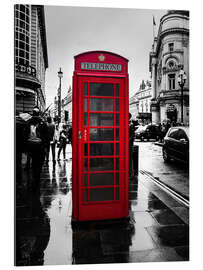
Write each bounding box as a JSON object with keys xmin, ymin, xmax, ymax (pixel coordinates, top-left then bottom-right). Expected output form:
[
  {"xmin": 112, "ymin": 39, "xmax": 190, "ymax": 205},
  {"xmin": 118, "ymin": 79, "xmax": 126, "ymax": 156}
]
[{"xmin": 140, "ymin": 170, "xmax": 189, "ymax": 208}]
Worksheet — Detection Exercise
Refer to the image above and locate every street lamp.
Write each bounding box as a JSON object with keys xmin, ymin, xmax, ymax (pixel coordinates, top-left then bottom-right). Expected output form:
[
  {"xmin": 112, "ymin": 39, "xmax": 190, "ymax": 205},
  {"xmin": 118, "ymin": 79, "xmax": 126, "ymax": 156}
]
[
  {"xmin": 57, "ymin": 67, "xmax": 63, "ymax": 123},
  {"xmin": 178, "ymin": 68, "xmax": 187, "ymax": 124}
]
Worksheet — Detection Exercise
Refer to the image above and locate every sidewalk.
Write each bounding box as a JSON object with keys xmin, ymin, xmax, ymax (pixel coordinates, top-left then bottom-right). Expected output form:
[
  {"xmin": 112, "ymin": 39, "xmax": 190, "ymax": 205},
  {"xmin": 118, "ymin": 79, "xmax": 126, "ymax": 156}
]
[{"xmin": 15, "ymin": 145, "xmax": 189, "ymax": 266}]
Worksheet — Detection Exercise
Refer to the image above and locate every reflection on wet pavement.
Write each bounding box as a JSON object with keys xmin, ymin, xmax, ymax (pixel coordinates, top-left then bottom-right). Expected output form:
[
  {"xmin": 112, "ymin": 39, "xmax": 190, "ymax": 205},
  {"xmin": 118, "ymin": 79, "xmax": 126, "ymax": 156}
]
[{"xmin": 15, "ymin": 145, "xmax": 189, "ymax": 265}]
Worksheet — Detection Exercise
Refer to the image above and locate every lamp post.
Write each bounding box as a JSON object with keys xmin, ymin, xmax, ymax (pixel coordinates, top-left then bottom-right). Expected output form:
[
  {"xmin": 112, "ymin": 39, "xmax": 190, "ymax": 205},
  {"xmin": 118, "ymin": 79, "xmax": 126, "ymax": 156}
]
[
  {"xmin": 57, "ymin": 67, "xmax": 63, "ymax": 123},
  {"xmin": 178, "ymin": 68, "xmax": 187, "ymax": 124}
]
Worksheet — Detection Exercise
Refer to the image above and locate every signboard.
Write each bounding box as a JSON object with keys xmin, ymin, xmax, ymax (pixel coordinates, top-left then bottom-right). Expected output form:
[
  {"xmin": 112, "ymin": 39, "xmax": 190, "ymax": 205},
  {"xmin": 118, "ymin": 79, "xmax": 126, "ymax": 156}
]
[{"xmin": 81, "ymin": 62, "xmax": 122, "ymax": 72}]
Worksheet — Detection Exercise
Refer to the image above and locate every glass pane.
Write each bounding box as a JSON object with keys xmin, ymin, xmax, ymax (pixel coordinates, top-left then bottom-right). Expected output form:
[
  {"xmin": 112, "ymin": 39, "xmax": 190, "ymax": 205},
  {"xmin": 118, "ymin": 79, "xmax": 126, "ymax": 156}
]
[
  {"xmin": 116, "ymin": 128, "xmax": 119, "ymax": 140},
  {"xmin": 84, "ymin": 82, "xmax": 88, "ymax": 95},
  {"xmin": 89, "ymin": 188, "xmax": 114, "ymax": 202},
  {"xmin": 84, "ymin": 189, "xmax": 88, "ymax": 202},
  {"xmin": 116, "ymin": 143, "xmax": 119, "ymax": 155},
  {"xmin": 116, "ymin": 114, "xmax": 119, "ymax": 126},
  {"xmin": 89, "ymin": 158, "xmax": 114, "ymax": 171},
  {"xmin": 116, "ymin": 187, "xmax": 119, "ymax": 200},
  {"xmin": 90, "ymin": 143, "xmax": 114, "ymax": 156},
  {"xmin": 116, "ymin": 84, "xmax": 119, "ymax": 97},
  {"xmin": 90, "ymin": 98, "xmax": 114, "ymax": 111},
  {"xmin": 116, "ymin": 173, "xmax": 119, "ymax": 185},
  {"xmin": 84, "ymin": 113, "xmax": 88, "ymax": 126},
  {"xmin": 84, "ymin": 174, "xmax": 88, "ymax": 186},
  {"xmin": 90, "ymin": 128, "xmax": 114, "ymax": 141},
  {"xmin": 89, "ymin": 173, "xmax": 114, "ymax": 186},
  {"xmin": 115, "ymin": 99, "xmax": 119, "ymax": 112},
  {"xmin": 116, "ymin": 158, "xmax": 119, "ymax": 170},
  {"xmin": 90, "ymin": 83, "xmax": 114, "ymax": 96},
  {"xmin": 89, "ymin": 113, "xmax": 114, "ymax": 126},
  {"xmin": 84, "ymin": 143, "xmax": 88, "ymax": 156},
  {"xmin": 84, "ymin": 98, "xmax": 88, "ymax": 111},
  {"xmin": 84, "ymin": 159, "xmax": 88, "ymax": 171}
]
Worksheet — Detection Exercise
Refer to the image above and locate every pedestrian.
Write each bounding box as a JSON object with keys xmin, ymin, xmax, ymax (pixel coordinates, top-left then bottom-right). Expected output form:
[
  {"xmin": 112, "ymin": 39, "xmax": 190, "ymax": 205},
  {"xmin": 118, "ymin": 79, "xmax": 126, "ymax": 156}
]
[
  {"xmin": 158, "ymin": 122, "xmax": 163, "ymax": 142},
  {"xmin": 57, "ymin": 124, "xmax": 68, "ymax": 161},
  {"xmin": 67, "ymin": 125, "xmax": 72, "ymax": 145},
  {"xmin": 25, "ymin": 106, "xmax": 48, "ymax": 191},
  {"xmin": 161, "ymin": 122, "xmax": 167, "ymax": 141},
  {"xmin": 166, "ymin": 120, "xmax": 171, "ymax": 133},
  {"xmin": 129, "ymin": 113, "xmax": 135, "ymax": 177},
  {"xmin": 16, "ymin": 112, "xmax": 29, "ymax": 187},
  {"xmin": 45, "ymin": 116, "xmax": 56, "ymax": 165}
]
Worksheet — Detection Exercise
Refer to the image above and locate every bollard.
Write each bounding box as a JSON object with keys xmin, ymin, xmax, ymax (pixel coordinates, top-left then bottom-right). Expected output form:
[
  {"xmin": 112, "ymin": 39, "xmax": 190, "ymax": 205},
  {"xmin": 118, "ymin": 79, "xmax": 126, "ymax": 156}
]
[{"xmin": 132, "ymin": 145, "xmax": 139, "ymax": 175}]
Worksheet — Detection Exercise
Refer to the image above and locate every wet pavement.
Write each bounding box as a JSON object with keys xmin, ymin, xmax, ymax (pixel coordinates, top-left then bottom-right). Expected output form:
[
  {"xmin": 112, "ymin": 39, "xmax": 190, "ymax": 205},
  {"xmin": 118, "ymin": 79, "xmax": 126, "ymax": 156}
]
[
  {"xmin": 15, "ymin": 144, "xmax": 189, "ymax": 266},
  {"xmin": 136, "ymin": 141, "xmax": 189, "ymax": 198}
]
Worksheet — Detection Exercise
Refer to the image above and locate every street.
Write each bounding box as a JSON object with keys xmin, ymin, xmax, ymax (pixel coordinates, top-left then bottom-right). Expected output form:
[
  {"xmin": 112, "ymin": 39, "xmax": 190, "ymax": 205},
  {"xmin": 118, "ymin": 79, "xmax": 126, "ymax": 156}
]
[
  {"xmin": 136, "ymin": 140, "xmax": 189, "ymax": 199},
  {"xmin": 16, "ymin": 142, "xmax": 189, "ymax": 265}
]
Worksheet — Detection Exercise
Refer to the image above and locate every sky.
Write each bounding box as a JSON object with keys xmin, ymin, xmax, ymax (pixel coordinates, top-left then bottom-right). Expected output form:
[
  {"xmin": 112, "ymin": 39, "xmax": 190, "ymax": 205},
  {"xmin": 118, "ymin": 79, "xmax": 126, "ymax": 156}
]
[{"xmin": 44, "ymin": 6, "xmax": 166, "ymax": 107}]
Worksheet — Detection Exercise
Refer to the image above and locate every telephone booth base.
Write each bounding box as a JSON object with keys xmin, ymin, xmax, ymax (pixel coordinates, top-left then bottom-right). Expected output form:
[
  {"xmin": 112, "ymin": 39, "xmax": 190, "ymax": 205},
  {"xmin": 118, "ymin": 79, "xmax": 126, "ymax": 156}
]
[{"xmin": 71, "ymin": 216, "xmax": 131, "ymax": 230}]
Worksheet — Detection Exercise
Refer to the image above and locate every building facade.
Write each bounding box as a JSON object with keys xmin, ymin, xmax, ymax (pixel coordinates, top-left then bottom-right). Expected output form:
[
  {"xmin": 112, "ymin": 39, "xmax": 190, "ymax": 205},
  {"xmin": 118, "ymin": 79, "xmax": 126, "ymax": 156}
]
[
  {"xmin": 129, "ymin": 93, "xmax": 139, "ymax": 120},
  {"xmin": 61, "ymin": 86, "xmax": 72, "ymax": 124},
  {"xmin": 129, "ymin": 80, "xmax": 152, "ymax": 123},
  {"xmin": 149, "ymin": 10, "xmax": 189, "ymax": 125},
  {"xmin": 15, "ymin": 4, "xmax": 48, "ymax": 114}
]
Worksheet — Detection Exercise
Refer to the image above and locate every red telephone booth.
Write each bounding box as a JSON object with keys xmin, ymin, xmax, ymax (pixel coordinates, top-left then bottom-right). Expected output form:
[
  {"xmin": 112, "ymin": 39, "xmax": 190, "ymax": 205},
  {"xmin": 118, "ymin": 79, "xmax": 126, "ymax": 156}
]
[{"xmin": 72, "ymin": 51, "xmax": 129, "ymax": 221}]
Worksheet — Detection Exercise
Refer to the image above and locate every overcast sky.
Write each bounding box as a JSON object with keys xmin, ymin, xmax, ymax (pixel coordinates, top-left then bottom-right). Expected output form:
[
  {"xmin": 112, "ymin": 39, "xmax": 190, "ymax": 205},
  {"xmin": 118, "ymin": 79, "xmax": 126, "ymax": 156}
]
[{"xmin": 44, "ymin": 6, "xmax": 166, "ymax": 106}]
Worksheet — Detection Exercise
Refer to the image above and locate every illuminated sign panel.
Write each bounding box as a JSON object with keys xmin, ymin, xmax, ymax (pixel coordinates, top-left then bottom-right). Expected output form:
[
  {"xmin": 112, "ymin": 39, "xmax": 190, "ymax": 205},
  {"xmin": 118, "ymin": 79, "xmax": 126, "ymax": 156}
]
[{"xmin": 81, "ymin": 62, "xmax": 122, "ymax": 71}]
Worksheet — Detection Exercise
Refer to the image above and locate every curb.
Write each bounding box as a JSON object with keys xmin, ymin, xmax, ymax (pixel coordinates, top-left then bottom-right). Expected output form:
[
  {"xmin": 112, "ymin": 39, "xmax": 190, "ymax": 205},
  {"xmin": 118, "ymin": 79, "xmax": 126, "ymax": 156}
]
[{"xmin": 154, "ymin": 142, "xmax": 164, "ymax": 147}]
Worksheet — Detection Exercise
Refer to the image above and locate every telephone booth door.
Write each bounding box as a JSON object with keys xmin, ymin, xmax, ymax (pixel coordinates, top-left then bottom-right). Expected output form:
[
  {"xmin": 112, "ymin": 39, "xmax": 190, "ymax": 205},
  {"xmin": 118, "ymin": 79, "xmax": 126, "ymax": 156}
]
[{"xmin": 72, "ymin": 51, "xmax": 129, "ymax": 221}]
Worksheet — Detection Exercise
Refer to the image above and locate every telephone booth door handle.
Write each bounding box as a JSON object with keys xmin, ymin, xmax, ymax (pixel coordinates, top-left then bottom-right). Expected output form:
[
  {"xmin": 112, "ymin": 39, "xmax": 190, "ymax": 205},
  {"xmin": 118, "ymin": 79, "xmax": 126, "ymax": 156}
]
[{"xmin": 78, "ymin": 131, "xmax": 82, "ymax": 139}]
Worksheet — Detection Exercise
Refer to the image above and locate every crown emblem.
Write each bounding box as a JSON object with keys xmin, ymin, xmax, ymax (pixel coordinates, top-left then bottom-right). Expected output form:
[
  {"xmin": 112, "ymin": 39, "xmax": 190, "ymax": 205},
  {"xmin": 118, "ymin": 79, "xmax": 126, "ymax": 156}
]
[{"xmin": 98, "ymin": 54, "xmax": 105, "ymax": 61}]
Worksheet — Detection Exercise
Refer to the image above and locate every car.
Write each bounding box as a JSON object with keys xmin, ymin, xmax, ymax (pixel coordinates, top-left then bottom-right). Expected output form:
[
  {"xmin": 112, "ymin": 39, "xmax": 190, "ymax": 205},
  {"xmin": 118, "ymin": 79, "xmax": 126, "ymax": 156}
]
[
  {"xmin": 135, "ymin": 124, "xmax": 161, "ymax": 141},
  {"xmin": 162, "ymin": 126, "xmax": 189, "ymax": 164}
]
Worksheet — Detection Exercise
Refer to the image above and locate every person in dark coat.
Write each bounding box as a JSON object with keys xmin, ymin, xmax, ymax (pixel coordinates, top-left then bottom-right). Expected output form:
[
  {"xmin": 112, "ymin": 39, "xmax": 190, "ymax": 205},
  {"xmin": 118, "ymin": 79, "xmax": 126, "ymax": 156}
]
[
  {"xmin": 67, "ymin": 125, "xmax": 72, "ymax": 145},
  {"xmin": 25, "ymin": 107, "xmax": 48, "ymax": 191},
  {"xmin": 57, "ymin": 124, "xmax": 68, "ymax": 161},
  {"xmin": 45, "ymin": 117, "xmax": 56, "ymax": 164},
  {"xmin": 16, "ymin": 114, "xmax": 28, "ymax": 186},
  {"xmin": 129, "ymin": 113, "xmax": 135, "ymax": 177}
]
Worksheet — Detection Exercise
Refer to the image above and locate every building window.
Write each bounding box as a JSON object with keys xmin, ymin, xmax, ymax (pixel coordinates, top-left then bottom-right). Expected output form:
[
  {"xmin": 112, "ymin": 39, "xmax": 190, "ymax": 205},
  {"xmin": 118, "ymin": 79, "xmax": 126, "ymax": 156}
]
[
  {"xmin": 168, "ymin": 74, "xmax": 176, "ymax": 90},
  {"xmin": 145, "ymin": 101, "xmax": 148, "ymax": 112},
  {"xmin": 168, "ymin": 61, "xmax": 175, "ymax": 68},
  {"xmin": 168, "ymin": 43, "xmax": 174, "ymax": 52},
  {"xmin": 14, "ymin": 4, "xmax": 30, "ymax": 66}
]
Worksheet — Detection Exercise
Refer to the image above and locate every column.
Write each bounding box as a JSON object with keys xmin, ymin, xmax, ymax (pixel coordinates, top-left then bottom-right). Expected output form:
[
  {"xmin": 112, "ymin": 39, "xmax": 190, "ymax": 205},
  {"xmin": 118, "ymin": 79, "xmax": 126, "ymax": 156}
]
[{"xmin": 151, "ymin": 58, "xmax": 157, "ymax": 99}]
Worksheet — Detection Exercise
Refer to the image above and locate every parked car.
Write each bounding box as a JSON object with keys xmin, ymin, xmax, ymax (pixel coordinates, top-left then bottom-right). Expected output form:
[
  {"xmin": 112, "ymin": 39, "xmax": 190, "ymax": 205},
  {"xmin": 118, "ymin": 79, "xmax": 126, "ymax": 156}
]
[
  {"xmin": 162, "ymin": 126, "xmax": 189, "ymax": 163},
  {"xmin": 135, "ymin": 124, "xmax": 161, "ymax": 141}
]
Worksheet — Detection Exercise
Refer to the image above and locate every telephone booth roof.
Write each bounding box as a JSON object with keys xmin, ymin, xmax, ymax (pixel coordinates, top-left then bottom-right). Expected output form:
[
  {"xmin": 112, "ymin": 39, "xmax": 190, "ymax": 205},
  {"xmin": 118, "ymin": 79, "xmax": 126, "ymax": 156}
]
[{"xmin": 74, "ymin": 50, "xmax": 129, "ymax": 75}]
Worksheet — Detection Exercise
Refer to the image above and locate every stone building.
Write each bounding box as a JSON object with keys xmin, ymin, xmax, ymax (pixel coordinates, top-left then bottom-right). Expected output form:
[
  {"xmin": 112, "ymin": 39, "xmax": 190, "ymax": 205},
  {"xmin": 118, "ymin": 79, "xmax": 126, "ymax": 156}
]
[
  {"xmin": 129, "ymin": 80, "xmax": 152, "ymax": 123},
  {"xmin": 129, "ymin": 93, "xmax": 139, "ymax": 121},
  {"xmin": 15, "ymin": 4, "xmax": 48, "ymax": 113},
  {"xmin": 149, "ymin": 10, "xmax": 189, "ymax": 124}
]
